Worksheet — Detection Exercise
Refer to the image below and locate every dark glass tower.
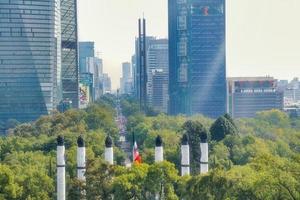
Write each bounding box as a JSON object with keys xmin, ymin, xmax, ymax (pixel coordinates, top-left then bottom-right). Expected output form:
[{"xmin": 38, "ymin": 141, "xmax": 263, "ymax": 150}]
[
  {"xmin": 61, "ymin": 0, "xmax": 79, "ymax": 108},
  {"xmin": 168, "ymin": 0, "xmax": 227, "ymax": 118}
]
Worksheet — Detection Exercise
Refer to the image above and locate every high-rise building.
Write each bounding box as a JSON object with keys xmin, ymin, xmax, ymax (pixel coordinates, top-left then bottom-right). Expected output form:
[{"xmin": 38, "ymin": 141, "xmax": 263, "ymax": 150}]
[
  {"xmin": 120, "ymin": 62, "xmax": 133, "ymax": 94},
  {"xmin": 131, "ymin": 54, "xmax": 137, "ymax": 94},
  {"xmin": 136, "ymin": 18, "xmax": 148, "ymax": 110},
  {"xmin": 134, "ymin": 36, "xmax": 169, "ymax": 112},
  {"xmin": 168, "ymin": 0, "xmax": 227, "ymax": 118},
  {"xmin": 152, "ymin": 70, "xmax": 169, "ymax": 113},
  {"xmin": 79, "ymin": 42, "xmax": 95, "ymax": 73},
  {"xmin": 0, "ymin": 0, "xmax": 62, "ymax": 122},
  {"xmin": 102, "ymin": 74, "xmax": 112, "ymax": 94},
  {"xmin": 227, "ymin": 77, "xmax": 284, "ymax": 118},
  {"xmin": 146, "ymin": 39, "xmax": 169, "ymax": 109},
  {"xmin": 61, "ymin": 0, "xmax": 79, "ymax": 108},
  {"xmin": 86, "ymin": 57, "xmax": 103, "ymax": 100}
]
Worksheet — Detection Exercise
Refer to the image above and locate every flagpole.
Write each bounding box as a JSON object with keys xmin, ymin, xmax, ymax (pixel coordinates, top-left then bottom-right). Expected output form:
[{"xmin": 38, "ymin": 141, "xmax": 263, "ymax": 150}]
[{"xmin": 132, "ymin": 131, "xmax": 135, "ymax": 162}]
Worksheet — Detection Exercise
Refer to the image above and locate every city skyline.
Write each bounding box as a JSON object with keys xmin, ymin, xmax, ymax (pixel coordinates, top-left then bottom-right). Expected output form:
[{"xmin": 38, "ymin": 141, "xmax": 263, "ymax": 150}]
[{"xmin": 78, "ymin": 0, "xmax": 300, "ymax": 90}]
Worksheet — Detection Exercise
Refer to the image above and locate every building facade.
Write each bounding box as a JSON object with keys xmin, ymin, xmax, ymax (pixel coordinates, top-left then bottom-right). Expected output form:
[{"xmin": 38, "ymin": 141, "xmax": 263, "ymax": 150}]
[
  {"xmin": 102, "ymin": 73, "xmax": 112, "ymax": 94},
  {"xmin": 228, "ymin": 77, "xmax": 284, "ymax": 118},
  {"xmin": 0, "ymin": 0, "xmax": 62, "ymax": 122},
  {"xmin": 120, "ymin": 62, "xmax": 133, "ymax": 95},
  {"xmin": 152, "ymin": 70, "xmax": 169, "ymax": 113},
  {"xmin": 79, "ymin": 42, "xmax": 95, "ymax": 73},
  {"xmin": 146, "ymin": 39, "xmax": 169, "ymax": 109},
  {"xmin": 61, "ymin": 0, "xmax": 79, "ymax": 108},
  {"xmin": 168, "ymin": 0, "xmax": 227, "ymax": 118},
  {"xmin": 134, "ymin": 36, "xmax": 169, "ymax": 112}
]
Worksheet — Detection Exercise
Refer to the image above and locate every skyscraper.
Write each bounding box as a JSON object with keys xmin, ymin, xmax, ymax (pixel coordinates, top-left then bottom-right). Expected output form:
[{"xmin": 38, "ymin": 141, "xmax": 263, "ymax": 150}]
[
  {"xmin": 120, "ymin": 62, "xmax": 133, "ymax": 94},
  {"xmin": 61, "ymin": 0, "xmax": 79, "ymax": 108},
  {"xmin": 136, "ymin": 18, "xmax": 147, "ymax": 110},
  {"xmin": 168, "ymin": 0, "xmax": 227, "ymax": 118},
  {"xmin": 146, "ymin": 39, "xmax": 169, "ymax": 110},
  {"xmin": 0, "ymin": 0, "xmax": 62, "ymax": 122},
  {"xmin": 79, "ymin": 42, "xmax": 95, "ymax": 73}
]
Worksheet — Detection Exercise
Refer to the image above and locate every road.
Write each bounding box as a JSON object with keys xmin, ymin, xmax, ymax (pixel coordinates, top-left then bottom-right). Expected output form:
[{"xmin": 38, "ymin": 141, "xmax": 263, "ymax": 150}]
[{"xmin": 115, "ymin": 99, "xmax": 132, "ymax": 167}]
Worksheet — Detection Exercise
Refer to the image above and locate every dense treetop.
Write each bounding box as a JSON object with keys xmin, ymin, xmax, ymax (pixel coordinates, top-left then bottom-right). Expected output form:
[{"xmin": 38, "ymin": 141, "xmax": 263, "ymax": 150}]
[{"xmin": 0, "ymin": 96, "xmax": 299, "ymax": 199}]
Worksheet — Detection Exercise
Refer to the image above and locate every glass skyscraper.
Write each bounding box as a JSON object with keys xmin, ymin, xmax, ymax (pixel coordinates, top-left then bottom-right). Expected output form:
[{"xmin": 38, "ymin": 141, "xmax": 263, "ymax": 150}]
[
  {"xmin": 168, "ymin": 0, "xmax": 227, "ymax": 118},
  {"xmin": 61, "ymin": 0, "xmax": 79, "ymax": 108},
  {"xmin": 0, "ymin": 0, "xmax": 62, "ymax": 122}
]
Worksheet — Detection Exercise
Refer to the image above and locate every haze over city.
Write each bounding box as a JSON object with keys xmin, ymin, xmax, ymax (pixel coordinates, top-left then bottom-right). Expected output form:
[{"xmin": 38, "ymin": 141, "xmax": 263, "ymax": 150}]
[{"xmin": 78, "ymin": 0, "xmax": 300, "ymax": 90}]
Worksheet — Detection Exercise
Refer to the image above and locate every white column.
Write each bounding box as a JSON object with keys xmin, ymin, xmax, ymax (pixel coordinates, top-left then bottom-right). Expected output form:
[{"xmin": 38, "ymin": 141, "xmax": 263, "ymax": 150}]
[
  {"xmin": 77, "ymin": 136, "xmax": 86, "ymax": 181},
  {"xmin": 155, "ymin": 136, "xmax": 163, "ymax": 163},
  {"xmin": 200, "ymin": 142, "xmax": 209, "ymax": 174},
  {"xmin": 105, "ymin": 136, "xmax": 114, "ymax": 165},
  {"xmin": 57, "ymin": 136, "xmax": 65, "ymax": 200},
  {"xmin": 181, "ymin": 134, "xmax": 190, "ymax": 176}
]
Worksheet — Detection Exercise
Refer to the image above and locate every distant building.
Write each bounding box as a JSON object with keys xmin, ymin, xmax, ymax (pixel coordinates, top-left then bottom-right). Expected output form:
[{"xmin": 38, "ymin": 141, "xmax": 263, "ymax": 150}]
[
  {"xmin": 146, "ymin": 39, "xmax": 169, "ymax": 110},
  {"xmin": 86, "ymin": 57, "xmax": 103, "ymax": 100},
  {"xmin": 79, "ymin": 42, "xmax": 105, "ymax": 100},
  {"xmin": 0, "ymin": 1, "xmax": 63, "ymax": 122},
  {"xmin": 79, "ymin": 73, "xmax": 93, "ymax": 109},
  {"xmin": 79, "ymin": 42, "xmax": 95, "ymax": 73},
  {"xmin": 61, "ymin": 0, "xmax": 79, "ymax": 109},
  {"xmin": 152, "ymin": 70, "xmax": 169, "ymax": 113},
  {"xmin": 134, "ymin": 35, "xmax": 169, "ymax": 112},
  {"xmin": 227, "ymin": 77, "xmax": 284, "ymax": 118},
  {"xmin": 135, "ymin": 18, "xmax": 148, "ymax": 110},
  {"xmin": 131, "ymin": 55, "xmax": 137, "ymax": 94},
  {"xmin": 168, "ymin": 0, "xmax": 227, "ymax": 118},
  {"xmin": 120, "ymin": 62, "xmax": 133, "ymax": 95},
  {"xmin": 102, "ymin": 74, "xmax": 112, "ymax": 94}
]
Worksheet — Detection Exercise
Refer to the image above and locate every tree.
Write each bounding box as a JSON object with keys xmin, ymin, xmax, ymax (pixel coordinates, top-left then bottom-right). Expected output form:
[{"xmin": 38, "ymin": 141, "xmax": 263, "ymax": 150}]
[
  {"xmin": 0, "ymin": 164, "xmax": 22, "ymax": 200},
  {"xmin": 210, "ymin": 116, "xmax": 237, "ymax": 142},
  {"xmin": 182, "ymin": 120, "xmax": 208, "ymax": 174},
  {"xmin": 144, "ymin": 161, "xmax": 179, "ymax": 200}
]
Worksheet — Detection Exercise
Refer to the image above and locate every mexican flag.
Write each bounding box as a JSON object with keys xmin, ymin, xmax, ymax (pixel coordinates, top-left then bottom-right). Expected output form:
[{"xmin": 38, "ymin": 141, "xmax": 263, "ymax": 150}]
[{"xmin": 133, "ymin": 141, "xmax": 142, "ymax": 164}]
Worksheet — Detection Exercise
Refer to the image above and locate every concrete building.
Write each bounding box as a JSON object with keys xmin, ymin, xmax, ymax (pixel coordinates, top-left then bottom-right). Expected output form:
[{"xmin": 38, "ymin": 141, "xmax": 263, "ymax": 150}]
[
  {"xmin": 168, "ymin": 0, "xmax": 227, "ymax": 118},
  {"xmin": 227, "ymin": 77, "xmax": 284, "ymax": 118},
  {"xmin": 0, "ymin": 0, "xmax": 63, "ymax": 122}
]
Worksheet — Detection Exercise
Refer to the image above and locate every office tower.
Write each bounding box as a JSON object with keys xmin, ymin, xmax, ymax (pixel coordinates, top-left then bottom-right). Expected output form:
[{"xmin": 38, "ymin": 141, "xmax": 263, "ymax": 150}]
[
  {"xmin": 102, "ymin": 73, "xmax": 112, "ymax": 94},
  {"xmin": 136, "ymin": 18, "xmax": 147, "ymax": 110},
  {"xmin": 120, "ymin": 62, "xmax": 133, "ymax": 94},
  {"xmin": 152, "ymin": 70, "xmax": 169, "ymax": 113},
  {"xmin": 134, "ymin": 37, "xmax": 169, "ymax": 111},
  {"xmin": 0, "ymin": 1, "xmax": 62, "ymax": 122},
  {"xmin": 227, "ymin": 77, "xmax": 284, "ymax": 118},
  {"xmin": 61, "ymin": 0, "xmax": 79, "ymax": 108},
  {"xmin": 168, "ymin": 0, "xmax": 227, "ymax": 118},
  {"xmin": 146, "ymin": 39, "xmax": 169, "ymax": 111},
  {"xmin": 86, "ymin": 57, "xmax": 103, "ymax": 100},
  {"xmin": 131, "ymin": 55, "xmax": 137, "ymax": 95},
  {"xmin": 79, "ymin": 42, "xmax": 95, "ymax": 73}
]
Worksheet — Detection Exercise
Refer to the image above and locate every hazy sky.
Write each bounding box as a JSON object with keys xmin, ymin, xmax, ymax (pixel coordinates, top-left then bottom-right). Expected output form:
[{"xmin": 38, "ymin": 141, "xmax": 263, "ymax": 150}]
[{"xmin": 78, "ymin": 0, "xmax": 300, "ymax": 90}]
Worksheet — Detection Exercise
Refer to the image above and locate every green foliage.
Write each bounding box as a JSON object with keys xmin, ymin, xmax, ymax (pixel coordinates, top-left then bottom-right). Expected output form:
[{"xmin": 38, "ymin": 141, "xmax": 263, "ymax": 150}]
[
  {"xmin": 210, "ymin": 116, "xmax": 238, "ymax": 141},
  {"xmin": 1, "ymin": 98, "xmax": 300, "ymax": 200},
  {"xmin": 182, "ymin": 120, "xmax": 208, "ymax": 174}
]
